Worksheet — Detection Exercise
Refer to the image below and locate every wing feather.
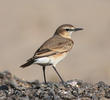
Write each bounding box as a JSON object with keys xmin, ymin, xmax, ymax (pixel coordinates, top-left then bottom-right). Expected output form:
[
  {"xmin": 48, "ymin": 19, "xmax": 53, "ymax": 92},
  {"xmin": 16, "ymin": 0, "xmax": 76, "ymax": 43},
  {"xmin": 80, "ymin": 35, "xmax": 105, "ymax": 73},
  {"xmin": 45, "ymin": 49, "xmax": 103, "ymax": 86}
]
[{"xmin": 33, "ymin": 35, "xmax": 73, "ymax": 58}]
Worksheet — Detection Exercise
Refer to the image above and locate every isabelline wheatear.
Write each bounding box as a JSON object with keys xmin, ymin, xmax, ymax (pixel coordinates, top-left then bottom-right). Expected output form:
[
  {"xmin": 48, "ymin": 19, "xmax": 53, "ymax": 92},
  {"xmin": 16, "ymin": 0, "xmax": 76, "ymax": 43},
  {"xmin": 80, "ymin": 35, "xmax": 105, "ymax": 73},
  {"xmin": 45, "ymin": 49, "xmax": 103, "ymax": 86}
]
[{"xmin": 20, "ymin": 24, "xmax": 83, "ymax": 84}]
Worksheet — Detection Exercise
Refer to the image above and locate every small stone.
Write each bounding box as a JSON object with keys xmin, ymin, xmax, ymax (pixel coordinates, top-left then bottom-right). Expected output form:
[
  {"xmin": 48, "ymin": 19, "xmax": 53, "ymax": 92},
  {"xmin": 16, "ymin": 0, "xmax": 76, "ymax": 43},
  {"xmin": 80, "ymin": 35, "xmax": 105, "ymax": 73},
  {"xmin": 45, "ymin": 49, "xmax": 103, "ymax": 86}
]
[{"xmin": 0, "ymin": 71, "xmax": 110, "ymax": 100}]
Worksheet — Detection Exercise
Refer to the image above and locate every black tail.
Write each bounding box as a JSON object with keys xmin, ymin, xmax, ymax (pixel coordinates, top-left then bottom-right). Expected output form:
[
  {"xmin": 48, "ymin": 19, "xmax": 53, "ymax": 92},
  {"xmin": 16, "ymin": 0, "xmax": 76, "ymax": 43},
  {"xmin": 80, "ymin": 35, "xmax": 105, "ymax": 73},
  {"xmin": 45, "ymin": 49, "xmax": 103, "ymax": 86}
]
[{"xmin": 20, "ymin": 58, "xmax": 34, "ymax": 68}]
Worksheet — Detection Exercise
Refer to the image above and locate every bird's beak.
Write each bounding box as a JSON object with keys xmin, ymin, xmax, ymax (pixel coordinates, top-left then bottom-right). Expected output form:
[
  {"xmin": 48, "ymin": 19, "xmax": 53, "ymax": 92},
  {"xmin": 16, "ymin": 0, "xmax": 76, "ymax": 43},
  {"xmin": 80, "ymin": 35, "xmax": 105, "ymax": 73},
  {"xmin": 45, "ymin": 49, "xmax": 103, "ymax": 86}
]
[{"xmin": 73, "ymin": 28, "xmax": 83, "ymax": 32}]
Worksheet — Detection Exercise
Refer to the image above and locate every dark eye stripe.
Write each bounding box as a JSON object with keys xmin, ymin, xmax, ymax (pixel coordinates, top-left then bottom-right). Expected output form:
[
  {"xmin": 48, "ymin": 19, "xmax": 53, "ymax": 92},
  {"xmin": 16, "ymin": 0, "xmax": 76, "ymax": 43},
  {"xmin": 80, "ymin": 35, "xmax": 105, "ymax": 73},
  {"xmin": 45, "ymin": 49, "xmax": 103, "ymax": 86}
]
[
  {"xmin": 66, "ymin": 29, "xmax": 70, "ymax": 31},
  {"xmin": 66, "ymin": 29, "xmax": 73, "ymax": 31}
]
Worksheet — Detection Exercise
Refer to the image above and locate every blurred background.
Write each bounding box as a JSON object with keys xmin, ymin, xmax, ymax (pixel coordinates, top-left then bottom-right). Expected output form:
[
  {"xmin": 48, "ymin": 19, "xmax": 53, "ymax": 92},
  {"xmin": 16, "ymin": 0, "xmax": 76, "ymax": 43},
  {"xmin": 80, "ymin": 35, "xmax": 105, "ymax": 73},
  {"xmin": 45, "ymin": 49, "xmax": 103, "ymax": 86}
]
[{"xmin": 0, "ymin": 0, "xmax": 110, "ymax": 84}]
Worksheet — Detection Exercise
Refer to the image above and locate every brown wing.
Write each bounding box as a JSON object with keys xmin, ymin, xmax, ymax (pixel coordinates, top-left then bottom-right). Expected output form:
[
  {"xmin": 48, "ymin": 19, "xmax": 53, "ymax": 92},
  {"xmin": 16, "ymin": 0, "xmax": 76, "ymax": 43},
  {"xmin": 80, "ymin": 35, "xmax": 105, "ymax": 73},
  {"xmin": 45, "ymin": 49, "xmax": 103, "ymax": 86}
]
[{"xmin": 33, "ymin": 35, "xmax": 74, "ymax": 58}]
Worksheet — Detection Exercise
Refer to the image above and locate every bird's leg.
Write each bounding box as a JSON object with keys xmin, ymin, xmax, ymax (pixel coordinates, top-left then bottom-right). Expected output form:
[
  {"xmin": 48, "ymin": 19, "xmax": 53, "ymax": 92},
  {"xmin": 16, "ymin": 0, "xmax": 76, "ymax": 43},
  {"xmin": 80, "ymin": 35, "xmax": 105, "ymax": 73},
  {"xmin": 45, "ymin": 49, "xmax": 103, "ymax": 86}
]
[
  {"xmin": 52, "ymin": 65, "xmax": 64, "ymax": 84},
  {"xmin": 42, "ymin": 66, "xmax": 47, "ymax": 84}
]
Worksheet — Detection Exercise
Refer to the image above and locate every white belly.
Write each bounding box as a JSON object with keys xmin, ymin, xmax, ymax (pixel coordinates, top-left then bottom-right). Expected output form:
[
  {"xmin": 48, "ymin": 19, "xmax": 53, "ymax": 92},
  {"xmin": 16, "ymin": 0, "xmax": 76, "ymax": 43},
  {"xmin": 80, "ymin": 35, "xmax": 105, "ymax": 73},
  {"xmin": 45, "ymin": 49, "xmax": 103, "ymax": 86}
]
[
  {"xmin": 34, "ymin": 57, "xmax": 50, "ymax": 65},
  {"xmin": 34, "ymin": 53, "xmax": 67, "ymax": 66}
]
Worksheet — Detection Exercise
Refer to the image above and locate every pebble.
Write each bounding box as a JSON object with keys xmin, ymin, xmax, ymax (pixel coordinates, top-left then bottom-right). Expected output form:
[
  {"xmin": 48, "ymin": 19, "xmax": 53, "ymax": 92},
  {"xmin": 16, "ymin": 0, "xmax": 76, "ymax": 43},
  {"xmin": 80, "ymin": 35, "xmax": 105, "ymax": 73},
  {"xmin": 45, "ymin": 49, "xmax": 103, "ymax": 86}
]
[{"xmin": 0, "ymin": 71, "xmax": 110, "ymax": 100}]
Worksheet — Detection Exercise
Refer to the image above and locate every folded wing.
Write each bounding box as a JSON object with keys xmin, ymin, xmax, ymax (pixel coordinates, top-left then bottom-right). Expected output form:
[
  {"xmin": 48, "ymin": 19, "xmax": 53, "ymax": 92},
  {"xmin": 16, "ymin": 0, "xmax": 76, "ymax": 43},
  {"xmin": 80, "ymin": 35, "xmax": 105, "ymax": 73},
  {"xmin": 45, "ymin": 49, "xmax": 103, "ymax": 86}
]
[{"xmin": 33, "ymin": 35, "xmax": 73, "ymax": 58}]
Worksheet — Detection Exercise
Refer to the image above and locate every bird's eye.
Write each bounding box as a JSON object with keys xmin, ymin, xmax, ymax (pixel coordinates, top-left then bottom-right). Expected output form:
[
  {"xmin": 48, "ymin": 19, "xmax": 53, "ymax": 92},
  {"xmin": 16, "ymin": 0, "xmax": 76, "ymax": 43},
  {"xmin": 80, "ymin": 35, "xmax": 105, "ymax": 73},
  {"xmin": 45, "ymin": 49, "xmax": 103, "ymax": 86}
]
[{"xmin": 66, "ymin": 29, "xmax": 70, "ymax": 31}]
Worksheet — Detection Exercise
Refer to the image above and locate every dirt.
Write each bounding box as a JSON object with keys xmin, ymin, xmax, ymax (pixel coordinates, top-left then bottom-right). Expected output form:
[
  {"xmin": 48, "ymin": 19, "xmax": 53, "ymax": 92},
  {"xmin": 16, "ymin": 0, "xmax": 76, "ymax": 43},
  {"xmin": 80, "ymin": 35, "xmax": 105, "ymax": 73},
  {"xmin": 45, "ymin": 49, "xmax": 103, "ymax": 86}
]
[{"xmin": 0, "ymin": 71, "xmax": 110, "ymax": 100}]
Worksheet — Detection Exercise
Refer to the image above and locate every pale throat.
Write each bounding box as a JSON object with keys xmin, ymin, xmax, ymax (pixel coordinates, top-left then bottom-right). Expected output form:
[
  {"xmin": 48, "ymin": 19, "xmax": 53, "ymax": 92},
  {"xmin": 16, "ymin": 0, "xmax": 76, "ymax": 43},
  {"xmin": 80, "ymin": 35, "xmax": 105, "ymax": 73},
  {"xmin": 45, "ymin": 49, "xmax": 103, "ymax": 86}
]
[
  {"xmin": 60, "ymin": 32, "xmax": 72, "ymax": 39},
  {"xmin": 69, "ymin": 31, "xmax": 72, "ymax": 36}
]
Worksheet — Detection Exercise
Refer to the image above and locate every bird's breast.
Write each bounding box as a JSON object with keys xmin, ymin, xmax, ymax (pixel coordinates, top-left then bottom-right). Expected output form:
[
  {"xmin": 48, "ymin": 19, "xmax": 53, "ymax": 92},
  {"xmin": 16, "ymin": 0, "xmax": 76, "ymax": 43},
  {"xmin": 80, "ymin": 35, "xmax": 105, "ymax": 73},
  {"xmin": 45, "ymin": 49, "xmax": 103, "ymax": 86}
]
[{"xmin": 49, "ymin": 52, "xmax": 68, "ymax": 66}]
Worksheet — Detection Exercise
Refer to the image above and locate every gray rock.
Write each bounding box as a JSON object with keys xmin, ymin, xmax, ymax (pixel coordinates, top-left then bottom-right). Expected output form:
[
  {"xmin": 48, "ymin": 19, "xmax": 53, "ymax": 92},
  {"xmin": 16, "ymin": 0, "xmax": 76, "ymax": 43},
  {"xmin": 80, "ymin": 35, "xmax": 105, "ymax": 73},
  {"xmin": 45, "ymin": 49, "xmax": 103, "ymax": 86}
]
[{"xmin": 0, "ymin": 71, "xmax": 110, "ymax": 100}]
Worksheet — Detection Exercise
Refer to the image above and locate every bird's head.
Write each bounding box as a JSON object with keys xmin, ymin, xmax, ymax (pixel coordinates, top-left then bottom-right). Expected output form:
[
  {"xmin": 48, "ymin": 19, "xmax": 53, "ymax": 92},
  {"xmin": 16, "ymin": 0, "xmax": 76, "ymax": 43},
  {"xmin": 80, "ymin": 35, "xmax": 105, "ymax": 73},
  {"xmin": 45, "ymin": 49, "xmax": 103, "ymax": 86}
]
[{"xmin": 55, "ymin": 24, "xmax": 83, "ymax": 38}]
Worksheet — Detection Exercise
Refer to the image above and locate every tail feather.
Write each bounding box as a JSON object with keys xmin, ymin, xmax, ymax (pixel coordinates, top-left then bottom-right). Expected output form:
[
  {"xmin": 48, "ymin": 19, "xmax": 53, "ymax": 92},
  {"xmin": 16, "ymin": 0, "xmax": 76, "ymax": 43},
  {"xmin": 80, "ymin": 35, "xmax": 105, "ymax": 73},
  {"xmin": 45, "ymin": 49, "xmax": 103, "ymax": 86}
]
[{"xmin": 20, "ymin": 58, "xmax": 34, "ymax": 68}]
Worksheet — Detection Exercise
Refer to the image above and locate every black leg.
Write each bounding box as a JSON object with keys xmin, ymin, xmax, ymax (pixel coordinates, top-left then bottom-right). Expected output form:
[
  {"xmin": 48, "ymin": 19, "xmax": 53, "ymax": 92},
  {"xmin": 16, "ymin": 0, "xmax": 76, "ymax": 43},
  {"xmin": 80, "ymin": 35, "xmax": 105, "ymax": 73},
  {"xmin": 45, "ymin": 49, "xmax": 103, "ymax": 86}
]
[
  {"xmin": 52, "ymin": 66, "xmax": 64, "ymax": 83},
  {"xmin": 42, "ymin": 66, "xmax": 47, "ymax": 84}
]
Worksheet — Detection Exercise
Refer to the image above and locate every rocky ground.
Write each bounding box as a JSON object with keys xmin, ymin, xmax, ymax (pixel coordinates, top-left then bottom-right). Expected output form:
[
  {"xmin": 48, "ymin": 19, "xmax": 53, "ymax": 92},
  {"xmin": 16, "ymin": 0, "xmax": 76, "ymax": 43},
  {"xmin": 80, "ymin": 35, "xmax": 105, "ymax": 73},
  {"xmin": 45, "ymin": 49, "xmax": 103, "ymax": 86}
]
[{"xmin": 0, "ymin": 71, "xmax": 110, "ymax": 100}]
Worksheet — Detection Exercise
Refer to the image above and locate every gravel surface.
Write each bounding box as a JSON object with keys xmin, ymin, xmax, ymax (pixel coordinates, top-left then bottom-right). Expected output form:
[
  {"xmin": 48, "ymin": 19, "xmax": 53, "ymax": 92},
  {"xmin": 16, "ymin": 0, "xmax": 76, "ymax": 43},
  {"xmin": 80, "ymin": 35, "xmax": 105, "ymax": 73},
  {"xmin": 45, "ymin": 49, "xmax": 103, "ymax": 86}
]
[{"xmin": 0, "ymin": 71, "xmax": 110, "ymax": 100}]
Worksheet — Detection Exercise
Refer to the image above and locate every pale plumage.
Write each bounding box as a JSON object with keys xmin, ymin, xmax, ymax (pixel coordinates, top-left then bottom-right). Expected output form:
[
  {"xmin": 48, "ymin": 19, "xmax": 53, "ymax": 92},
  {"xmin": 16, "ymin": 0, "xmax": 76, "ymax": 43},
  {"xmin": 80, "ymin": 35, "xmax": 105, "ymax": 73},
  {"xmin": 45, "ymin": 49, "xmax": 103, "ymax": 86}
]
[{"xmin": 20, "ymin": 24, "xmax": 83, "ymax": 84}]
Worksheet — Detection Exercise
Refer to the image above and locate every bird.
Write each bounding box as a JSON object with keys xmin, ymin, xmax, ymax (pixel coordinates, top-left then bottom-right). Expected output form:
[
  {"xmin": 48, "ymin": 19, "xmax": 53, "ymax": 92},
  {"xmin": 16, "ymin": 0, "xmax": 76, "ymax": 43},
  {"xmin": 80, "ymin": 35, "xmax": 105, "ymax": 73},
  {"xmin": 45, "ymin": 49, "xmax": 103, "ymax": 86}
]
[{"xmin": 20, "ymin": 24, "xmax": 83, "ymax": 84}]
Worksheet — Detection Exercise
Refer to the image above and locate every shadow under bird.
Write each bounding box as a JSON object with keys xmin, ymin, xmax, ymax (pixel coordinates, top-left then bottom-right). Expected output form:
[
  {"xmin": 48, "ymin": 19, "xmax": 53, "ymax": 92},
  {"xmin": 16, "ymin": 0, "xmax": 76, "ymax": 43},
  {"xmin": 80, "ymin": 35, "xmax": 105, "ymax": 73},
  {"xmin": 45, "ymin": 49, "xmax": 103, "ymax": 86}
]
[{"xmin": 20, "ymin": 24, "xmax": 83, "ymax": 84}]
